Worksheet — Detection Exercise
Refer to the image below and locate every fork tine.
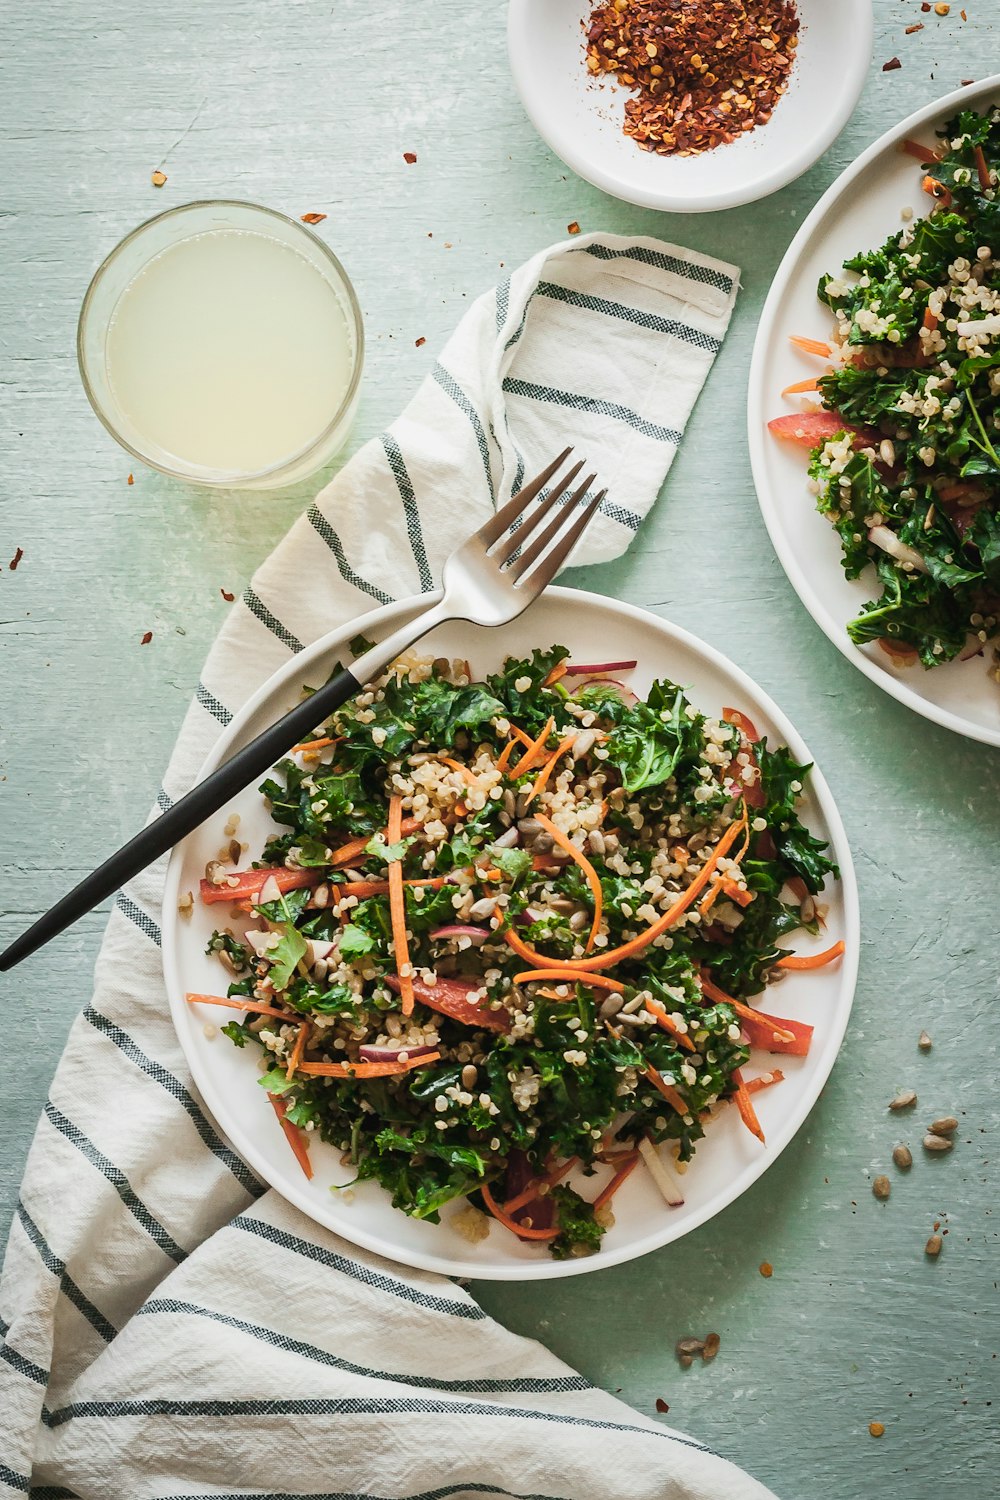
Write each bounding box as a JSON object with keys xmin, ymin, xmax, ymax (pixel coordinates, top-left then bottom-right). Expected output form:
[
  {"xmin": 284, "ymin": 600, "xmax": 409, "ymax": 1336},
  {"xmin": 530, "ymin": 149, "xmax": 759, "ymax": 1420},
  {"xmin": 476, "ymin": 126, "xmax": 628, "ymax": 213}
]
[
  {"xmin": 516, "ymin": 488, "xmax": 605, "ymax": 592},
  {"xmin": 503, "ymin": 474, "xmax": 596, "ymax": 579},
  {"xmin": 488, "ymin": 460, "xmax": 586, "ymax": 563},
  {"xmin": 476, "ymin": 447, "xmax": 574, "ymax": 547}
]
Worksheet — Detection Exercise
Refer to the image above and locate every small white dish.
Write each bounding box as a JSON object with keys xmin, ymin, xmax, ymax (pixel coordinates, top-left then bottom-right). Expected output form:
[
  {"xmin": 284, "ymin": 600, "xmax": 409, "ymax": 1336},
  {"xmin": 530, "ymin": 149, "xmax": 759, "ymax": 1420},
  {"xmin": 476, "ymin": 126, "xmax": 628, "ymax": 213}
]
[
  {"xmin": 162, "ymin": 587, "xmax": 858, "ymax": 1281},
  {"xmin": 748, "ymin": 75, "xmax": 1000, "ymax": 746},
  {"xmin": 507, "ymin": 0, "xmax": 872, "ymax": 214}
]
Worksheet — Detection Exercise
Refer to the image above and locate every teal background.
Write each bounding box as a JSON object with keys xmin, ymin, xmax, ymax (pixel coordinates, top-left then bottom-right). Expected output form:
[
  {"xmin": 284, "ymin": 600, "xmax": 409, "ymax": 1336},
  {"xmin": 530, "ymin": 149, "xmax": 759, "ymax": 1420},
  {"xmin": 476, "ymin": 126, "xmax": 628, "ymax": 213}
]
[{"xmin": 1, "ymin": 3, "xmax": 997, "ymax": 1496}]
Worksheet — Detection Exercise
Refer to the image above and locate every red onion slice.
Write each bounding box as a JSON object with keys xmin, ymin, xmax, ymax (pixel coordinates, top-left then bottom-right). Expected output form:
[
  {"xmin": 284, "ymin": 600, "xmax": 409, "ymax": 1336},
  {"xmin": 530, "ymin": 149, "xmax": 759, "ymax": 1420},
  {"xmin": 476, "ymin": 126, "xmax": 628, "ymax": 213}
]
[
  {"xmin": 569, "ymin": 674, "xmax": 638, "ymax": 707},
  {"xmin": 564, "ymin": 660, "xmax": 637, "ymax": 675},
  {"xmin": 357, "ymin": 1043, "xmax": 438, "ymax": 1064},
  {"xmin": 428, "ymin": 924, "xmax": 490, "ymax": 943}
]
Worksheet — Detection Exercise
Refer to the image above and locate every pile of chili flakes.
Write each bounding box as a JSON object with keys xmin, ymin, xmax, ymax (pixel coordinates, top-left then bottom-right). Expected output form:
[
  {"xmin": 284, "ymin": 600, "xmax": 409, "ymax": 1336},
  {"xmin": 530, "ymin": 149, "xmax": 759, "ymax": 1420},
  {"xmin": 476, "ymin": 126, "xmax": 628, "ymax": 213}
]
[{"xmin": 585, "ymin": 0, "xmax": 799, "ymax": 157}]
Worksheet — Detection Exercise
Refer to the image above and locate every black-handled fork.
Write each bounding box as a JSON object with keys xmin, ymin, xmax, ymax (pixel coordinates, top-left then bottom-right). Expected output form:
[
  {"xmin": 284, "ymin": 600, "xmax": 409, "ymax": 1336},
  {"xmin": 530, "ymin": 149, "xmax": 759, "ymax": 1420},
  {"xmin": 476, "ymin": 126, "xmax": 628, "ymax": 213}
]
[{"xmin": 0, "ymin": 449, "xmax": 604, "ymax": 970}]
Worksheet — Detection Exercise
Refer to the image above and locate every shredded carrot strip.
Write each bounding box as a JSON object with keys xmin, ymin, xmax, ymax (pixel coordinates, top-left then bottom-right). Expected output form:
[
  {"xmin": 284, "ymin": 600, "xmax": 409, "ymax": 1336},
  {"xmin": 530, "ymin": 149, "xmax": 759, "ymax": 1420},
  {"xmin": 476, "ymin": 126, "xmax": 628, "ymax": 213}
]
[
  {"xmin": 701, "ymin": 978, "xmax": 807, "ymax": 1052},
  {"xmin": 515, "ymin": 968, "xmax": 625, "ymax": 993},
  {"xmin": 974, "ymin": 143, "xmax": 991, "ymax": 191},
  {"xmin": 900, "ymin": 137, "xmax": 942, "ymax": 164},
  {"xmin": 267, "ymin": 1093, "xmax": 313, "ymax": 1179},
  {"xmin": 297, "ymin": 1051, "xmax": 440, "ymax": 1079},
  {"xmin": 439, "ymin": 755, "xmax": 478, "ymax": 786},
  {"xmin": 643, "ymin": 998, "xmax": 696, "ymax": 1053},
  {"xmin": 542, "ymin": 662, "xmax": 569, "ymax": 688},
  {"xmin": 775, "ymin": 939, "xmax": 845, "ymax": 970},
  {"xmin": 782, "ymin": 378, "xmax": 821, "ymax": 395},
  {"xmin": 505, "ymin": 812, "xmax": 747, "ymax": 973},
  {"xmin": 512, "ymin": 715, "xmax": 556, "ymax": 777},
  {"xmin": 186, "ymin": 993, "xmax": 298, "ymax": 1024},
  {"xmin": 524, "ymin": 733, "xmax": 577, "ymax": 808},
  {"xmin": 328, "ymin": 817, "xmax": 420, "ymax": 869},
  {"xmin": 533, "ymin": 812, "xmax": 603, "ymax": 953},
  {"xmin": 593, "ymin": 1152, "xmax": 640, "ymax": 1211},
  {"xmin": 744, "ymin": 1068, "xmax": 785, "ymax": 1096},
  {"xmin": 731, "ymin": 1068, "xmax": 765, "ymax": 1143},
  {"xmin": 480, "ymin": 1182, "xmax": 560, "ymax": 1240},
  {"xmin": 290, "ymin": 735, "xmax": 339, "ymax": 755},
  {"xmin": 503, "ymin": 1157, "xmax": 578, "ymax": 1216},
  {"xmin": 386, "ymin": 795, "xmax": 414, "ymax": 1016},
  {"xmin": 286, "ymin": 1021, "xmax": 311, "ymax": 1080},
  {"xmin": 922, "ymin": 305, "xmax": 939, "ymax": 333},
  {"xmin": 922, "ymin": 174, "xmax": 953, "ymax": 208},
  {"xmin": 644, "ymin": 1065, "xmax": 688, "ymax": 1116},
  {"xmin": 789, "ymin": 334, "xmax": 832, "ymax": 357}
]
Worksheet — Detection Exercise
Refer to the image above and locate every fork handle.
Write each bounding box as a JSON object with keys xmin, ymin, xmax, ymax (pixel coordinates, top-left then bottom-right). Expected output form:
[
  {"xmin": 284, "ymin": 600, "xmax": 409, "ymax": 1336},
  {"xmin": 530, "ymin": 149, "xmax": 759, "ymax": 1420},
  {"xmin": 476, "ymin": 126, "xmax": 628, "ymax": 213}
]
[{"xmin": 0, "ymin": 596, "xmax": 453, "ymax": 971}]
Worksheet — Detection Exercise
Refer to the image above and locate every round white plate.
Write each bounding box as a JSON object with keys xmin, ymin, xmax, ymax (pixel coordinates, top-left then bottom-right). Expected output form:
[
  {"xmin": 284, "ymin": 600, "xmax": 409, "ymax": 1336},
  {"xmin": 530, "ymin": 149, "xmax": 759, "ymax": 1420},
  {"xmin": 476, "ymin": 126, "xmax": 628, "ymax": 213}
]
[
  {"xmin": 506, "ymin": 0, "xmax": 872, "ymax": 213},
  {"xmin": 163, "ymin": 587, "xmax": 858, "ymax": 1280},
  {"xmin": 749, "ymin": 76, "xmax": 1000, "ymax": 746}
]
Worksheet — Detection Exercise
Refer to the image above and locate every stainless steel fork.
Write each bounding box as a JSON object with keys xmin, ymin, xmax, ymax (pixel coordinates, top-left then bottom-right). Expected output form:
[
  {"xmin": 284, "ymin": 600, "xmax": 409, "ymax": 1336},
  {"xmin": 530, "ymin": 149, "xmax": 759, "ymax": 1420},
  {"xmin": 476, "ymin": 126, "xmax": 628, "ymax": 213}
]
[{"xmin": 0, "ymin": 449, "xmax": 604, "ymax": 969}]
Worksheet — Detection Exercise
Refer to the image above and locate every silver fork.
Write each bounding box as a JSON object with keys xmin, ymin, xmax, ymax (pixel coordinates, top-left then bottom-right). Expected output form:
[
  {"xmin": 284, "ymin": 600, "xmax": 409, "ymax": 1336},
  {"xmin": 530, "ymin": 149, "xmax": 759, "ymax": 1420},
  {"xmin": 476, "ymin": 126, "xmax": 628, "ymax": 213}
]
[{"xmin": 0, "ymin": 450, "xmax": 604, "ymax": 970}]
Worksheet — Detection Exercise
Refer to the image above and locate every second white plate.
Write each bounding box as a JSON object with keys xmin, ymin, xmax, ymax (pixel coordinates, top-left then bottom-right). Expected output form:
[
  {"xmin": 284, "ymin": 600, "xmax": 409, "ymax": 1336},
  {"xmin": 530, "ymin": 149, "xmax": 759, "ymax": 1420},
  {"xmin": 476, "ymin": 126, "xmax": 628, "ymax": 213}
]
[
  {"xmin": 749, "ymin": 76, "xmax": 1000, "ymax": 746},
  {"xmin": 163, "ymin": 587, "xmax": 858, "ymax": 1280}
]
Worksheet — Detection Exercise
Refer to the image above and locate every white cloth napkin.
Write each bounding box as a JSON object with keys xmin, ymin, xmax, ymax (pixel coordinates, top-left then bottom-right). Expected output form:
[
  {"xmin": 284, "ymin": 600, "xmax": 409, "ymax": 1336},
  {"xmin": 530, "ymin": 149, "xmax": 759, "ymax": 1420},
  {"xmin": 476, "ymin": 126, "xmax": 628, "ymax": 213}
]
[{"xmin": 0, "ymin": 232, "xmax": 773, "ymax": 1500}]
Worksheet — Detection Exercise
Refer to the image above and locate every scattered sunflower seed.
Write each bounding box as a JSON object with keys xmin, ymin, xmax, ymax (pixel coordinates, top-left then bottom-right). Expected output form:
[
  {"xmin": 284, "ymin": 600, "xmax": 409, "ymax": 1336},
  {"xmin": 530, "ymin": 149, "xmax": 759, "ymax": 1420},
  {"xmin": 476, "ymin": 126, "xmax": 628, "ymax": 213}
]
[
  {"xmin": 702, "ymin": 1332, "xmax": 721, "ymax": 1362},
  {"xmin": 872, "ymin": 1175, "xmax": 891, "ymax": 1201},
  {"xmin": 925, "ymin": 1233, "xmax": 943, "ymax": 1257},
  {"xmin": 929, "ymin": 1116, "xmax": 958, "ymax": 1135},
  {"xmin": 918, "ymin": 1030, "xmax": 933, "ymax": 1051},
  {"xmin": 892, "ymin": 1145, "xmax": 913, "ymax": 1171},
  {"xmin": 923, "ymin": 1133, "xmax": 953, "ymax": 1153},
  {"xmin": 676, "ymin": 1336, "xmax": 705, "ymax": 1359},
  {"xmin": 889, "ymin": 1090, "xmax": 917, "ymax": 1111}
]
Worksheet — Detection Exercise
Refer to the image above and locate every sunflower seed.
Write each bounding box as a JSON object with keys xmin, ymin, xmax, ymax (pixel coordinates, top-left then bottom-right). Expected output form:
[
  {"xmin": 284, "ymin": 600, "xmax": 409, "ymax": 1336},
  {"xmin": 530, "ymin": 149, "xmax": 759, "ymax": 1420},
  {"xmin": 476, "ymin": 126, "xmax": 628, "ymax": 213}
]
[
  {"xmin": 925, "ymin": 1233, "xmax": 943, "ymax": 1257},
  {"xmin": 929, "ymin": 1116, "xmax": 958, "ymax": 1135},
  {"xmin": 889, "ymin": 1090, "xmax": 917, "ymax": 1111},
  {"xmin": 892, "ymin": 1145, "xmax": 913, "ymax": 1171},
  {"xmin": 503, "ymin": 789, "xmax": 516, "ymax": 816},
  {"xmin": 572, "ymin": 729, "xmax": 598, "ymax": 760},
  {"xmin": 872, "ymin": 1175, "xmax": 891, "ymax": 1201},
  {"xmin": 461, "ymin": 1064, "xmax": 478, "ymax": 1090},
  {"xmin": 676, "ymin": 1337, "xmax": 705, "ymax": 1358},
  {"xmin": 313, "ymin": 883, "xmax": 330, "ymax": 909},
  {"xmin": 923, "ymin": 1133, "xmax": 953, "ymax": 1153},
  {"xmin": 918, "ymin": 1030, "xmax": 933, "ymax": 1051},
  {"xmin": 599, "ymin": 994, "xmax": 624, "ymax": 1019},
  {"xmin": 468, "ymin": 897, "xmax": 497, "ymax": 920},
  {"xmin": 702, "ymin": 1332, "xmax": 721, "ymax": 1362}
]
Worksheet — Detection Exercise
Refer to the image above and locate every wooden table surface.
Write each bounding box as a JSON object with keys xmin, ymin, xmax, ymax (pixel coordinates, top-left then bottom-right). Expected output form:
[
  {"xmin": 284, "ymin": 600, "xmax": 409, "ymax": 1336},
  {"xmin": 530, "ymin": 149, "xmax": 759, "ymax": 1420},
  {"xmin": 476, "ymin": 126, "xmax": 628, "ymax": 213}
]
[{"xmin": 2, "ymin": 3, "xmax": 997, "ymax": 1496}]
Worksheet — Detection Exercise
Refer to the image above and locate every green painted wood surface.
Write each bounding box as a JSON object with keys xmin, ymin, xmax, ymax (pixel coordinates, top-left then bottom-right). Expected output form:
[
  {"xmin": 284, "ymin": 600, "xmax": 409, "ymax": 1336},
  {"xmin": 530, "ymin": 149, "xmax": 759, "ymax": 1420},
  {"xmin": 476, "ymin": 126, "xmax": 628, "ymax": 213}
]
[{"xmin": 1, "ymin": 4, "xmax": 997, "ymax": 1495}]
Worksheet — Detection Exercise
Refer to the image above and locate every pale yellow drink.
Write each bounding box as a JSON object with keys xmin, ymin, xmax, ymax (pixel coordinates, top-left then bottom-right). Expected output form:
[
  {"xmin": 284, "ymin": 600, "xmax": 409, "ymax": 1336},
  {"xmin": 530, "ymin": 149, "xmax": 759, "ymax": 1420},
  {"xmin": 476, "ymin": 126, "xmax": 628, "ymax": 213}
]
[{"xmin": 104, "ymin": 227, "xmax": 356, "ymax": 475}]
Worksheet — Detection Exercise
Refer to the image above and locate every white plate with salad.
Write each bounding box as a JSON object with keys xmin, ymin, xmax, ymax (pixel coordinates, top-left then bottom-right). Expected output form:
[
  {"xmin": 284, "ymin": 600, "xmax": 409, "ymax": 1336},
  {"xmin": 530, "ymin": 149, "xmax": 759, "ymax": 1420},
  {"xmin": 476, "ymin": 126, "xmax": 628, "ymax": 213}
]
[
  {"xmin": 162, "ymin": 587, "xmax": 858, "ymax": 1280},
  {"xmin": 749, "ymin": 77, "xmax": 1000, "ymax": 746}
]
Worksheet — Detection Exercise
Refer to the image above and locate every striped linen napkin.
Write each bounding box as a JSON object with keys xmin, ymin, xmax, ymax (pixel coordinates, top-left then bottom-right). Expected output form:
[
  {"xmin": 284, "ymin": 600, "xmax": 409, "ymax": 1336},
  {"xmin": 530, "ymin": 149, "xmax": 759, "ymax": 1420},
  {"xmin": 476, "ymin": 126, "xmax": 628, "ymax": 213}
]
[{"xmin": 0, "ymin": 231, "xmax": 773, "ymax": 1500}]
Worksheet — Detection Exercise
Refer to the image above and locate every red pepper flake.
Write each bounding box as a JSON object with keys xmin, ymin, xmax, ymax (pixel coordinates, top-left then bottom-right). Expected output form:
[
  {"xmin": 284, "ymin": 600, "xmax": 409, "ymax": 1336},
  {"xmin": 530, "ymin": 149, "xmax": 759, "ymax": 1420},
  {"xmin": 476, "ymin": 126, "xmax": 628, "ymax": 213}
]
[
  {"xmin": 585, "ymin": 0, "xmax": 799, "ymax": 158},
  {"xmin": 127, "ymin": 473, "xmax": 134, "ymax": 485},
  {"xmin": 300, "ymin": 212, "xmax": 327, "ymax": 225},
  {"xmin": 905, "ymin": 22, "xmax": 924, "ymax": 32},
  {"xmin": 151, "ymin": 169, "xmax": 167, "ymax": 187},
  {"xmin": 960, "ymin": 7, "xmax": 968, "ymax": 17},
  {"xmin": 9, "ymin": 546, "xmax": 24, "ymax": 571},
  {"xmin": 220, "ymin": 588, "xmax": 235, "ymax": 602},
  {"xmin": 759, "ymin": 1260, "xmax": 774, "ymax": 1278},
  {"xmin": 961, "ymin": 78, "xmax": 976, "ymax": 85},
  {"xmin": 883, "ymin": 56, "xmax": 902, "ymax": 71},
  {"xmin": 414, "ymin": 336, "xmax": 426, "ymax": 348},
  {"xmin": 655, "ymin": 1398, "xmax": 670, "ymax": 1414},
  {"xmin": 921, "ymin": 1, "xmax": 932, "ymax": 8},
  {"xmin": 567, "ymin": 221, "xmax": 581, "ymax": 235},
  {"xmin": 403, "ymin": 151, "xmax": 417, "ymax": 164},
  {"xmin": 140, "ymin": 630, "xmax": 153, "ymax": 645}
]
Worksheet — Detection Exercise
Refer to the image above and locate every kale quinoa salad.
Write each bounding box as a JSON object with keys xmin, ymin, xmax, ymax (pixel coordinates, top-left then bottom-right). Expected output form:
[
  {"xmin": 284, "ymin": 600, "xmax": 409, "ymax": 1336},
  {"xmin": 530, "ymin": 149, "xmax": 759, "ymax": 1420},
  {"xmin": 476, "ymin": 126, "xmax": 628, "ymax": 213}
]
[
  {"xmin": 186, "ymin": 642, "xmax": 843, "ymax": 1260},
  {"xmin": 770, "ymin": 105, "xmax": 1000, "ymax": 677}
]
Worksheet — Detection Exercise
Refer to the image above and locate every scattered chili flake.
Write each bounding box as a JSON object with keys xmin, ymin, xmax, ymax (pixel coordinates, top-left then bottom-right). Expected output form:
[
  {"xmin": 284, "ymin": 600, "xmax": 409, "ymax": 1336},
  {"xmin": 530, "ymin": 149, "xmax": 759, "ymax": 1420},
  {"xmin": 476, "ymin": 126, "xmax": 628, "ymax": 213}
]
[
  {"xmin": 960, "ymin": 7, "xmax": 967, "ymax": 17},
  {"xmin": 655, "ymin": 1397, "xmax": 670, "ymax": 1413},
  {"xmin": 403, "ymin": 151, "xmax": 417, "ymax": 164},
  {"xmin": 415, "ymin": 336, "xmax": 426, "ymax": 347},
  {"xmin": 905, "ymin": 22, "xmax": 924, "ymax": 32},
  {"xmin": 127, "ymin": 473, "xmax": 134, "ymax": 485},
  {"xmin": 300, "ymin": 212, "xmax": 327, "ymax": 225},
  {"xmin": 151, "ymin": 169, "xmax": 167, "ymax": 187},
  {"xmin": 140, "ymin": 630, "xmax": 153, "ymax": 645},
  {"xmin": 962, "ymin": 78, "xmax": 976, "ymax": 86},
  {"xmin": 759, "ymin": 1261, "xmax": 774, "ymax": 1278},
  {"xmin": 9, "ymin": 546, "xmax": 24, "ymax": 571},
  {"xmin": 584, "ymin": 0, "xmax": 799, "ymax": 158},
  {"xmin": 220, "ymin": 588, "xmax": 235, "ymax": 602},
  {"xmin": 883, "ymin": 57, "xmax": 902, "ymax": 72},
  {"xmin": 921, "ymin": 2, "xmax": 932, "ymax": 9},
  {"xmin": 567, "ymin": 221, "xmax": 581, "ymax": 235},
  {"xmin": 869, "ymin": 1421, "xmax": 886, "ymax": 1439}
]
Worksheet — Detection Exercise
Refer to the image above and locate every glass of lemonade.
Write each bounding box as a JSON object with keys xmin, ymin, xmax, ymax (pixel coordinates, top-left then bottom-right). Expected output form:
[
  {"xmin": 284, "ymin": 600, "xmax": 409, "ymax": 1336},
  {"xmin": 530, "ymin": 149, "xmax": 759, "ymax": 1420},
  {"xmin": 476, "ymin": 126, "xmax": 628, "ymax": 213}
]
[{"xmin": 78, "ymin": 201, "xmax": 364, "ymax": 489}]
